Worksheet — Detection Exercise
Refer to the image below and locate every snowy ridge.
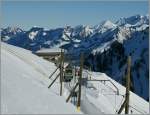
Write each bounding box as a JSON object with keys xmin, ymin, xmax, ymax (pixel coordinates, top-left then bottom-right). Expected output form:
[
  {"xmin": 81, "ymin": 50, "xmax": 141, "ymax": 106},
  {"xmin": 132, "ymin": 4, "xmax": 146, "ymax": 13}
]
[{"xmin": 116, "ymin": 14, "xmax": 149, "ymax": 26}]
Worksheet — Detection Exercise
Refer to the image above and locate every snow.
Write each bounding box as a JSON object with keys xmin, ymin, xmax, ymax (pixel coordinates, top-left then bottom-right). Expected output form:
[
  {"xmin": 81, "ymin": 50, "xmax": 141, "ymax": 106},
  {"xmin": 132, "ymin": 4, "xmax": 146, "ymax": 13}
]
[
  {"xmin": 1, "ymin": 16, "xmax": 149, "ymax": 114},
  {"xmin": 116, "ymin": 27, "xmax": 131, "ymax": 43},
  {"xmin": 43, "ymin": 32, "xmax": 47, "ymax": 36},
  {"xmin": 81, "ymin": 25, "xmax": 93, "ymax": 37},
  {"xmin": 62, "ymin": 33, "xmax": 70, "ymax": 40},
  {"xmin": 29, "ymin": 31, "xmax": 38, "ymax": 40},
  {"xmin": 92, "ymin": 39, "xmax": 115, "ymax": 55},
  {"xmin": 72, "ymin": 25, "xmax": 93, "ymax": 38},
  {"xmin": 85, "ymin": 72, "xmax": 149, "ymax": 114},
  {"xmin": 101, "ymin": 20, "xmax": 117, "ymax": 28},
  {"xmin": 1, "ymin": 42, "xmax": 81, "ymax": 114},
  {"xmin": 94, "ymin": 20, "xmax": 117, "ymax": 33},
  {"xmin": 116, "ymin": 14, "xmax": 149, "ymax": 27},
  {"xmin": 1, "ymin": 36, "xmax": 10, "ymax": 41},
  {"xmin": 73, "ymin": 39, "xmax": 81, "ymax": 43},
  {"xmin": 1, "ymin": 42, "xmax": 149, "ymax": 114},
  {"xmin": 136, "ymin": 24, "xmax": 149, "ymax": 31}
]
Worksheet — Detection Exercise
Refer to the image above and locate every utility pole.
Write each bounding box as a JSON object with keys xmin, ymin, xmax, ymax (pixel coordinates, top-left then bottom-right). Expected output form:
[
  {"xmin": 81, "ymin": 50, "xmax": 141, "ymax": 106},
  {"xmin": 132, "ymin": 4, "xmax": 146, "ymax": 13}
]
[
  {"xmin": 77, "ymin": 52, "xmax": 84, "ymax": 111},
  {"xmin": 125, "ymin": 56, "xmax": 131, "ymax": 114}
]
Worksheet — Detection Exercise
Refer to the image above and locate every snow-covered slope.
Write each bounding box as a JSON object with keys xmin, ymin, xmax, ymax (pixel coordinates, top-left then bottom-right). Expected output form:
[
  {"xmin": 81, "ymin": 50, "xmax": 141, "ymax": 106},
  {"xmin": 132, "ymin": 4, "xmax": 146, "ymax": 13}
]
[
  {"xmin": 84, "ymin": 72, "xmax": 149, "ymax": 114},
  {"xmin": 1, "ymin": 43, "xmax": 149, "ymax": 114},
  {"xmin": 1, "ymin": 42, "xmax": 81, "ymax": 114}
]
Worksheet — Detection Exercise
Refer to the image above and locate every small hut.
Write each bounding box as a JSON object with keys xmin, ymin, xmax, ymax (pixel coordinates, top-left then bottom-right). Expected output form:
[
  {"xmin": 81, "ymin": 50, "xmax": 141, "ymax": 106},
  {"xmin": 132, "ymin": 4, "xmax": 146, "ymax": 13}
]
[{"xmin": 35, "ymin": 48, "xmax": 63, "ymax": 63}]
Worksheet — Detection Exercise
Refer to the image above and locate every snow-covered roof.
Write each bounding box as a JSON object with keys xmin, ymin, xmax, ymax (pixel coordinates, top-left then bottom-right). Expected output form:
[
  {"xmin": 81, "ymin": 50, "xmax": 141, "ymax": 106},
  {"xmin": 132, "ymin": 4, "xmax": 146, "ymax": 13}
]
[
  {"xmin": 36, "ymin": 48, "xmax": 62, "ymax": 53},
  {"xmin": 35, "ymin": 48, "xmax": 64, "ymax": 56}
]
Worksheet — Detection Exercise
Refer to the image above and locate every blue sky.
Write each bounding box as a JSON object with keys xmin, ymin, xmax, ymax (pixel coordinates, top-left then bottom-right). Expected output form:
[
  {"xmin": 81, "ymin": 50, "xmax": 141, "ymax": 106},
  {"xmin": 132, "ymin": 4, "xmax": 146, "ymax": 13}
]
[{"xmin": 1, "ymin": 1, "xmax": 148, "ymax": 30}]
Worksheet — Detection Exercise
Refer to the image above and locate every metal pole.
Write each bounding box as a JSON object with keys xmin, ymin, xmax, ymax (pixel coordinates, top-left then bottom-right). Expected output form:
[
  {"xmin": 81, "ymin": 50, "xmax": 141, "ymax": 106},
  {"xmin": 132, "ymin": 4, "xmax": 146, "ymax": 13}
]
[
  {"xmin": 77, "ymin": 52, "xmax": 84, "ymax": 111},
  {"xmin": 125, "ymin": 56, "xmax": 131, "ymax": 114}
]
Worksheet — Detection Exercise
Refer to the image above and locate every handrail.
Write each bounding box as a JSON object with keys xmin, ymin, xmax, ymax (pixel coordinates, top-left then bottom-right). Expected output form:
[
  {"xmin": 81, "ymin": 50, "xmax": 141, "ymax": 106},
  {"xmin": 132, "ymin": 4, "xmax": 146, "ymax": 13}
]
[{"xmin": 87, "ymin": 79, "xmax": 119, "ymax": 95}]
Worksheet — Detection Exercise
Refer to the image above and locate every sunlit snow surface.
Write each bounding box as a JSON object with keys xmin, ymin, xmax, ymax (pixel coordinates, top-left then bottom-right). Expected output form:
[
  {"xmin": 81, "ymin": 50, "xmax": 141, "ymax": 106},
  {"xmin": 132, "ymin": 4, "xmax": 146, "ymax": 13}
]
[
  {"xmin": 1, "ymin": 43, "xmax": 149, "ymax": 114},
  {"xmin": 1, "ymin": 43, "xmax": 81, "ymax": 114}
]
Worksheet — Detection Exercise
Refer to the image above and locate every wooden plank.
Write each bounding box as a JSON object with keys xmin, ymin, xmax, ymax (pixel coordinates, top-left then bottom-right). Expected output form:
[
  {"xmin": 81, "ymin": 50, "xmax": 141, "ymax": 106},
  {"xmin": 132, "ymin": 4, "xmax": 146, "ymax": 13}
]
[
  {"xmin": 49, "ymin": 67, "xmax": 59, "ymax": 79},
  {"xmin": 118, "ymin": 100, "xmax": 127, "ymax": 114},
  {"xmin": 48, "ymin": 73, "xmax": 60, "ymax": 88},
  {"xmin": 66, "ymin": 82, "xmax": 79, "ymax": 103}
]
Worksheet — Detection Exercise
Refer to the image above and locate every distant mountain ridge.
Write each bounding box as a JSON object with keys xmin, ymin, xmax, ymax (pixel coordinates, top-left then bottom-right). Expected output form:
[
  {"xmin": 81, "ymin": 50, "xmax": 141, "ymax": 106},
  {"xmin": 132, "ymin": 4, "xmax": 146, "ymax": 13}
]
[{"xmin": 1, "ymin": 15, "xmax": 148, "ymax": 52}]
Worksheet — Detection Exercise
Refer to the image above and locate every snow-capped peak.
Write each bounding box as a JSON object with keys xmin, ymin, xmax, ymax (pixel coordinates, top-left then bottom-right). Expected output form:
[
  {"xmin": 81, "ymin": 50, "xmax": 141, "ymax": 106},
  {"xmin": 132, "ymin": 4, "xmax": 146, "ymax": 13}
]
[
  {"xmin": 84, "ymin": 25, "xmax": 93, "ymax": 32},
  {"xmin": 80, "ymin": 25, "xmax": 93, "ymax": 37},
  {"xmin": 101, "ymin": 20, "xmax": 117, "ymax": 28},
  {"xmin": 94, "ymin": 20, "xmax": 117, "ymax": 33},
  {"xmin": 1, "ymin": 26, "xmax": 23, "ymax": 34},
  {"xmin": 95, "ymin": 20, "xmax": 117, "ymax": 29},
  {"xmin": 71, "ymin": 25, "xmax": 93, "ymax": 38},
  {"xmin": 116, "ymin": 14, "xmax": 149, "ymax": 26}
]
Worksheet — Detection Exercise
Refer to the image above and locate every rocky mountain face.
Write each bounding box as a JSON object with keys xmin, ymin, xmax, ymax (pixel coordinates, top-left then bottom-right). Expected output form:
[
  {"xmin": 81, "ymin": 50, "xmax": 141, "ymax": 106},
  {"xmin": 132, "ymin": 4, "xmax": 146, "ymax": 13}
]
[{"xmin": 1, "ymin": 14, "xmax": 149, "ymax": 101}]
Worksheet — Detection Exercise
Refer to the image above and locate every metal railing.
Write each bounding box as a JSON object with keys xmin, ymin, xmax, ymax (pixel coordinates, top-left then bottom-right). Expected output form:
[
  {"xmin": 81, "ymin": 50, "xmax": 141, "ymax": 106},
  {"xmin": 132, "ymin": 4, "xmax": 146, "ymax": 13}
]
[{"xmin": 87, "ymin": 79, "xmax": 119, "ymax": 95}]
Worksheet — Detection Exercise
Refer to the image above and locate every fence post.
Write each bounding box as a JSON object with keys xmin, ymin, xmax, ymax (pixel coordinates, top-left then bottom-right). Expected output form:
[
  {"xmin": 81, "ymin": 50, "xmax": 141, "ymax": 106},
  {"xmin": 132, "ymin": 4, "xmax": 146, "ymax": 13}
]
[
  {"xmin": 77, "ymin": 52, "xmax": 84, "ymax": 111},
  {"xmin": 118, "ymin": 56, "xmax": 131, "ymax": 114},
  {"xmin": 60, "ymin": 49, "xmax": 64, "ymax": 96},
  {"xmin": 125, "ymin": 56, "xmax": 131, "ymax": 114}
]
